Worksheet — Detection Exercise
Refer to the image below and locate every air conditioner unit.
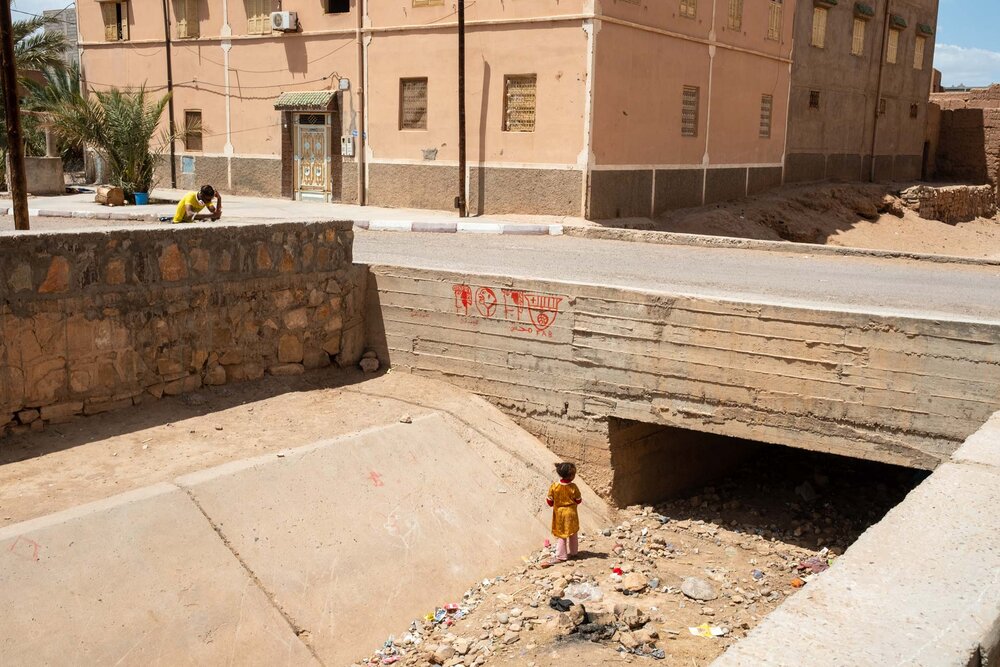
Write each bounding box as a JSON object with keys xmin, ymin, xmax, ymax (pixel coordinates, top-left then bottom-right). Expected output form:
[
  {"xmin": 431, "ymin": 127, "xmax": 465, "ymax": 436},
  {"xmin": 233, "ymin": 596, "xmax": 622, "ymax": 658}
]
[{"xmin": 271, "ymin": 11, "xmax": 298, "ymax": 32}]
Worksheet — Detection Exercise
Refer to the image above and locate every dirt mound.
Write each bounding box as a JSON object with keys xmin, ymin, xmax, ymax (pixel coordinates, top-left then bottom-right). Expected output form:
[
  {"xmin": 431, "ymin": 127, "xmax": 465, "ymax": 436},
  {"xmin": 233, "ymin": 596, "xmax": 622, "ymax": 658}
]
[{"xmin": 645, "ymin": 183, "xmax": 1000, "ymax": 258}]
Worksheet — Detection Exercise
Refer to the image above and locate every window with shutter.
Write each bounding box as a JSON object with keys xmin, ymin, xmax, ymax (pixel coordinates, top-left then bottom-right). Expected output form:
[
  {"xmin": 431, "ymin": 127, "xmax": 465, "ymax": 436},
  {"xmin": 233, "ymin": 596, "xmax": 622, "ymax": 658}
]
[
  {"xmin": 851, "ymin": 18, "xmax": 865, "ymax": 56},
  {"xmin": 913, "ymin": 36, "xmax": 926, "ymax": 69},
  {"xmin": 811, "ymin": 7, "xmax": 827, "ymax": 48},
  {"xmin": 503, "ymin": 75, "xmax": 537, "ymax": 133},
  {"xmin": 887, "ymin": 29, "xmax": 899, "ymax": 63},
  {"xmin": 681, "ymin": 86, "xmax": 699, "ymax": 137},
  {"xmin": 184, "ymin": 110, "xmax": 203, "ymax": 151},
  {"xmin": 176, "ymin": 0, "xmax": 199, "ymax": 38},
  {"xmin": 728, "ymin": 0, "xmax": 743, "ymax": 30},
  {"xmin": 759, "ymin": 94, "xmax": 773, "ymax": 139},
  {"xmin": 679, "ymin": 0, "xmax": 697, "ymax": 19},
  {"xmin": 767, "ymin": 1, "xmax": 782, "ymax": 41},
  {"xmin": 399, "ymin": 78, "xmax": 428, "ymax": 131},
  {"xmin": 101, "ymin": 2, "xmax": 128, "ymax": 42},
  {"xmin": 246, "ymin": 0, "xmax": 270, "ymax": 35}
]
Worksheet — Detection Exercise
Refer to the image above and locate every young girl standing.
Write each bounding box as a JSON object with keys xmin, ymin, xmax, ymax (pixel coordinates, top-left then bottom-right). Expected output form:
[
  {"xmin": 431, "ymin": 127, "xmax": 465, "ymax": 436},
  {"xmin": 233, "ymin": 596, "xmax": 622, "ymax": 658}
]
[{"xmin": 541, "ymin": 462, "xmax": 583, "ymax": 567}]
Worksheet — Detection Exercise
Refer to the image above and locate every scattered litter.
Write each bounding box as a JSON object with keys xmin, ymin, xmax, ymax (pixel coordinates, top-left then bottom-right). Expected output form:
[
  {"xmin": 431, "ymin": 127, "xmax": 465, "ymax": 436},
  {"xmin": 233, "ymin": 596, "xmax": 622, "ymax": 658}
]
[
  {"xmin": 689, "ymin": 623, "xmax": 728, "ymax": 638},
  {"xmin": 548, "ymin": 597, "xmax": 574, "ymax": 612},
  {"xmin": 798, "ymin": 556, "xmax": 829, "ymax": 574},
  {"xmin": 791, "ymin": 577, "xmax": 806, "ymax": 588},
  {"xmin": 564, "ymin": 582, "xmax": 604, "ymax": 603},
  {"xmin": 612, "ymin": 567, "xmax": 624, "ymax": 576},
  {"xmin": 752, "ymin": 569, "xmax": 765, "ymax": 581}
]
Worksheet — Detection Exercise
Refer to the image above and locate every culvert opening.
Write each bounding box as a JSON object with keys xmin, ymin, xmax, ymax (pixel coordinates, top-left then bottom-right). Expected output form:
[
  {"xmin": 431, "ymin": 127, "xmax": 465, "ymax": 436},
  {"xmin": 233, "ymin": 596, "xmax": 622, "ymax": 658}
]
[{"xmin": 608, "ymin": 418, "xmax": 930, "ymax": 553}]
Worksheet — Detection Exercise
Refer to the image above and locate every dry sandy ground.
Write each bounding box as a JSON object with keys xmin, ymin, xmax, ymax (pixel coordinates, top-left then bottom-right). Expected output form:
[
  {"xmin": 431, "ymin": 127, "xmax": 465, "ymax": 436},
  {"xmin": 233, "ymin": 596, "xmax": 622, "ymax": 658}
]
[{"xmin": 643, "ymin": 183, "xmax": 1000, "ymax": 259}]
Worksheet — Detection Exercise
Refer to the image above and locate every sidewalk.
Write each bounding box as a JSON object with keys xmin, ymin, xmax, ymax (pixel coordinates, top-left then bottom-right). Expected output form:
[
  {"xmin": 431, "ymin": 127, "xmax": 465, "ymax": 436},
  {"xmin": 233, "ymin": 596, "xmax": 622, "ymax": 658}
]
[{"xmin": 0, "ymin": 188, "xmax": 588, "ymax": 235}]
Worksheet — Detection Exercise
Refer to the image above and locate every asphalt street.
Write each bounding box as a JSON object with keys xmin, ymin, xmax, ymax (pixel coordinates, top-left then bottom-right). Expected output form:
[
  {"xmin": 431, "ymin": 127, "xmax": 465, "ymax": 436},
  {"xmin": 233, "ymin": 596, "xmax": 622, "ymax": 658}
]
[{"xmin": 354, "ymin": 231, "xmax": 1000, "ymax": 324}]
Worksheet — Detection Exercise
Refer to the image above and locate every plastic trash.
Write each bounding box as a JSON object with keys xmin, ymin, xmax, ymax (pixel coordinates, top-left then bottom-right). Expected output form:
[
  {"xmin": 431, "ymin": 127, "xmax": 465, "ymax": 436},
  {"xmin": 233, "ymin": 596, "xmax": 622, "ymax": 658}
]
[
  {"xmin": 799, "ymin": 556, "xmax": 829, "ymax": 574},
  {"xmin": 791, "ymin": 577, "xmax": 806, "ymax": 588},
  {"xmin": 548, "ymin": 597, "xmax": 574, "ymax": 612},
  {"xmin": 564, "ymin": 582, "xmax": 604, "ymax": 603},
  {"xmin": 752, "ymin": 569, "xmax": 765, "ymax": 581},
  {"xmin": 689, "ymin": 623, "xmax": 728, "ymax": 638},
  {"xmin": 444, "ymin": 603, "xmax": 460, "ymax": 613}
]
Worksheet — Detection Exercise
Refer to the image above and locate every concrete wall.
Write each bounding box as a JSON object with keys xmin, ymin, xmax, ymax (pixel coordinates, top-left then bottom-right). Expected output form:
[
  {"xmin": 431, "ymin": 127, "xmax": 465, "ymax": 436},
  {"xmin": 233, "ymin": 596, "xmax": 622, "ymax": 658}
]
[
  {"xmin": 712, "ymin": 410, "xmax": 1000, "ymax": 667},
  {"xmin": 366, "ymin": 265, "xmax": 1000, "ymax": 500},
  {"xmin": 785, "ymin": 0, "xmax": 938, "ymax": 183},
  {"xmin": 18, "ymin": 157, "xmax": 65, "ymax": 196},
  {"xmin": 0, "ymin": 221, "xmax": 366, "ymax": 437}
]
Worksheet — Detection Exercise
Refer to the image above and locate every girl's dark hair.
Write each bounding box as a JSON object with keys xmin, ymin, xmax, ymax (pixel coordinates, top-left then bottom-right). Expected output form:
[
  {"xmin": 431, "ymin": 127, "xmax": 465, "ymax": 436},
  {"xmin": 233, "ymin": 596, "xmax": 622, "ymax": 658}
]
[
  {"xmin": 198, "ymin": 185, "xmax": 216, "ymax": 202},
  {"xmin": 555, "ymin": 462, "xmax": 576, "ymax": 480}
]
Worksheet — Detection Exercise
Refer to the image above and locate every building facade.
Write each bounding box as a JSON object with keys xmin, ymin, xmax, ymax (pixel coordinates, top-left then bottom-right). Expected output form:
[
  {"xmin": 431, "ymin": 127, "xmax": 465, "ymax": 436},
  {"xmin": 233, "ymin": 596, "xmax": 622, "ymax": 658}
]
[
  {"xmin": 43, "ymin": 7, "xmax": 80, "ymax": 68},
  {"xmin": 76, "ymin": 0, "xmax": 800, "ymax": 218},
  {"xmin": 784, "ymin": 0, "xmax": 939, "ymax": 183},
  {"xmin": 927, "ymin": 85, "xmax": 1000, "ymax": 191}
]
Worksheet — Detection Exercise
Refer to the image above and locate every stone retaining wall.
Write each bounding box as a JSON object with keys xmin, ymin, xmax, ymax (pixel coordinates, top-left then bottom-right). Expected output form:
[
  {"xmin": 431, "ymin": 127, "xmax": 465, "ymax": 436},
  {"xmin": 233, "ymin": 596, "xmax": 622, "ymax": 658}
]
[
  {"xmin": 900, "ymin": 184, "xmax": 998, "ymax": 223},
  {"xmin": 0, "ymin": 221, "xmax": 365, "ymax": 437}
]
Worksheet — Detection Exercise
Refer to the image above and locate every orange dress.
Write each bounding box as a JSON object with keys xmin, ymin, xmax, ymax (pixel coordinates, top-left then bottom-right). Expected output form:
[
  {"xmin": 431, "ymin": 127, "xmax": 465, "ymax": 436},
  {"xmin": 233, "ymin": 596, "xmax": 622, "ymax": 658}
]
[{"xmin": 547, "ymin": 481, "xmax": 582, "ymax": 539}]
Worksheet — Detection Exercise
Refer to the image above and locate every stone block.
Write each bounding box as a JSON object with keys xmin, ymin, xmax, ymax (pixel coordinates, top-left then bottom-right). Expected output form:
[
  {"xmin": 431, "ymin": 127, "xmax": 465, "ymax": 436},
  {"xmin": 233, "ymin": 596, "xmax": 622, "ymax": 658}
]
[
  {"xmin": 40, "ymin": 401, "xmax": 83, "ymax": 423},
  {"xmin": 163, "ymin": 378, "xmax": 186, "ymax": 396},
  {"xmin": 84, "ymin": 396, "xmax": 133, "ymax": 415},
  {"xmin": 8, "ymin": 263, "xmax": 32, "ymax": 292},
  {"xmin": 322, "ymin": 335, "xmax": 342, "ymax": 357},
  {"xmin": 256, "ymin": 244, "xmax": 273, "ymax": 270},
  {"xmin": 303, "ymin": 349, "xmax": 331, "ymax": 370},
  {"xmin": 38, "ymin": 256, "xmax": 70, "ymax": 294},
  {"xmin": 219, "ymin": 349, "xmax": 243, "ymax": 365},
  {"xmin": 190, "ymin": 248, "xmax": 210, "ymax": 275},
  {"xmin": 268, "ymin": 363, "xmax": 305, "ymax": 377},
  {"xmin": 17, "ymin": 409, "xmax": 40, "ymax": 424},
  {"xmin": 283, "ymin": 308, "xmax": 309, "ymax": 331},
  {"xmin": 323, "ymin": 312, "xmax": 344, "ymax": 333},
  {"xmin": 158, "ymin": 244, "xmax": 188, "ymax": 282},
  {"xmin": 105, "ymin": 258, "xmax": 126, "ymax": 286},
  {"xmin": 204, "ymin": 364, "xmax": 226, "ymax": 386},
  {"xmin": 278, "ymin": 334, "xmax": 304, "ymax": 363}
]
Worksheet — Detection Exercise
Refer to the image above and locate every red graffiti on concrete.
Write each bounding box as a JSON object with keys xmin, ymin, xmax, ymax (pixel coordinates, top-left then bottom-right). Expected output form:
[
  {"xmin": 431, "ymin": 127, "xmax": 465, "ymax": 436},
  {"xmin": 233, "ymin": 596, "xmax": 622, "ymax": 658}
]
[
  {"xmin": 8, "ymin": 536, "xmax": 41, "ymax": 561},
  {"xmin": 453, "ymin": 284, "xmax": 473, "ymax": 315},
  {"xmin": 452, "ymin": 283, "xmax": 563, "ymax": 335},
  {"xmin": 369, "ymin": 471, "xmax": 385, "ymax": 487}
]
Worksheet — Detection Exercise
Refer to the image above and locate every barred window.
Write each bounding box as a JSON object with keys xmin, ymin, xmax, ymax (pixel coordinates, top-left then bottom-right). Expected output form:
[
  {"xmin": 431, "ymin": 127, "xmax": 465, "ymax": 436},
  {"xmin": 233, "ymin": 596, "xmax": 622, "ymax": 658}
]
[
  {"xmin": 101, "ymin": 2, "xmax": 129, "ymax": 42},
  {"xmin": 184, "ymin": 110, "xmax": 202, "ymax": 151},
  {"xmin": 246, "ymin": 0, "xmax": 270, "ymax": 35},
  {"xmin": 728, "ymin": 0, "xmax": 743, "ymax": 30},
  {"xmin": 767, "ymin": 0, "xmax": 782, "ymax": 41},
  {"xmin": 887, "ymin": 29, "xmax": 900, "ymax": 64},
  {"xmin": 910, "ymin": 103, "xmax": 919, "ymax": 118},
  {"xmin": 412, "ymin": 0, "xmax": 444, "ymax": 6},
  {"xmin": 176, "ymin": 0, "xmax": 199, "ymax": 39},
  {"xmin": 809, "ymin": 90, "xmax": 821, "ymax": 109},
  {"xmin": 399, "ymin": 78, "xmax": 428, "ymax": 131},
  {"xmin": 759, "ymin": 94, "xmax": 773, "ymax": 139},
  {"xmin": 681, "ymin": 86, "xmax": 699, "ymax": 137},
  {"xmin": 851, "ymin": 18, "xmax": 866, "ymax": 56},
  {"xmin": 913, "ymin": 36, "xmax": 926, "ymax": 69},
  {"xmin": 326, "ymin": 0, "xmax": 350, "ymax": 11},
  {"xmin": 811, "ymin": 7, "xmax": 827, "ymax": 48},
  {"xmin": 680, "ymin": 0, "xmax": 697, "ymax": 19},
  {"xmin": 503, "ymin": 75, "xmax": 537, "ymax": 133}
]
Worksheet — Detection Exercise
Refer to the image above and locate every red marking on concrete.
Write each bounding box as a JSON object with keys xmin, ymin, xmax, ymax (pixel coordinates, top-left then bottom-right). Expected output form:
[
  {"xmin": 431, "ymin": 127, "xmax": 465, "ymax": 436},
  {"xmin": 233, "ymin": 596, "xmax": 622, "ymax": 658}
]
[
  {"xmin": 475, "ymin": 287, "xmax": 498, "ymax": 318},
  {"xmin": 369, "ymin": 471, "xmax": 384, "ymax": 487},
  {"xmin": 8, "ymin": 536, "xmax": 41, "ymax": 561},
  {"xmin": 452, "ymin": 284, "xmax": 472, "ymax": 315}
]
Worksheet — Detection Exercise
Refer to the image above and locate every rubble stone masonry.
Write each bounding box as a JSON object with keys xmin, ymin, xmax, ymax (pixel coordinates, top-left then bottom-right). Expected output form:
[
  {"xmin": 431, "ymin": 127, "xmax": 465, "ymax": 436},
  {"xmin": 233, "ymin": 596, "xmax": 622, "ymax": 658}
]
[
  {"xmin": 0, "ymin": 221, "xmax": 365, "ymax": 437},
  {"xmin": 900, "ymin": 184, "xmax": 998, "ymax": 224}
]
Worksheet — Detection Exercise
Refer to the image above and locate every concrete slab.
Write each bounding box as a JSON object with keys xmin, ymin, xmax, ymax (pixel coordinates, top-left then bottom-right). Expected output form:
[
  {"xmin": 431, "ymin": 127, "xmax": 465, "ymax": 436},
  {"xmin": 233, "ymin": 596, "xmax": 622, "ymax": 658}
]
[
  {"xmin": 712, "ymin": 459, "xmax": 1000, "ymax": 667},
  {"xmin": 176, "ymin": 413, "xmax": 555, "ymax": 666},
  {"xmin": 0, "ymin": 484, "xmax": 316, "ymax": 667},
  {"xmin": 952, "ymin": 411, "xmax": 1000, "ymax": 468}
]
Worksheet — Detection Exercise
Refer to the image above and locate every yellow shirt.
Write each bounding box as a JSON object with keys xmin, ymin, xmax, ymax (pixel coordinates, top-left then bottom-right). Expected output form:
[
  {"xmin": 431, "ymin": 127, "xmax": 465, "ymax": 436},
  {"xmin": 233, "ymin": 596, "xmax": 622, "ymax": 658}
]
[
  {"xmin": 547, "ymin": 481, "xmax": 582, "ymax": 539},
  {"xmin": 173, "ymin": 192, "xmax": 206, "ymax": 222}
]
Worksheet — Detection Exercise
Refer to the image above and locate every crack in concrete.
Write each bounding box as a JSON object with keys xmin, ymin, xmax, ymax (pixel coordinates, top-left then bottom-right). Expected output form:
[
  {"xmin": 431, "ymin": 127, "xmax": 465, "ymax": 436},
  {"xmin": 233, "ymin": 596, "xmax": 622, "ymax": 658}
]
[{"xmin": 180, "ymin": 486, "xmax": 326, "ymax": 667}]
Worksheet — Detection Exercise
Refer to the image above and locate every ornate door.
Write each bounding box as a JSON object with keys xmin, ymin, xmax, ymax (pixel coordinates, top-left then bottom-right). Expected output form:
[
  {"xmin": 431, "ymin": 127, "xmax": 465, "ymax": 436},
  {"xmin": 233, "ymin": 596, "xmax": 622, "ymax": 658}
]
[{"xmin": 294, "ymin": 114, "xmax": 331, "ymax": 201}]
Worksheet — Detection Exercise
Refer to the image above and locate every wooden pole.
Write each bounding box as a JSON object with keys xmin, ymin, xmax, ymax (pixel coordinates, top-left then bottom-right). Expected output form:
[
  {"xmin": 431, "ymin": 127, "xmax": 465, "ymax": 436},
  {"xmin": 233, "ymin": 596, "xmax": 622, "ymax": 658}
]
[{"xmin": 0, "ymin": 0, "xmax": 30, "ymax": 230}]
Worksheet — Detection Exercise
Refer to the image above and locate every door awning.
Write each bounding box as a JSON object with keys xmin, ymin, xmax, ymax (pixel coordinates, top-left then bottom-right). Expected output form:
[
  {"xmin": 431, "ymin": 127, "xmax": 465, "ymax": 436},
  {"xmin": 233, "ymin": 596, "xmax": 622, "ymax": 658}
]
[{"xmin": 274, "ymin": 91, "xmax": 337, "ymax": 111}]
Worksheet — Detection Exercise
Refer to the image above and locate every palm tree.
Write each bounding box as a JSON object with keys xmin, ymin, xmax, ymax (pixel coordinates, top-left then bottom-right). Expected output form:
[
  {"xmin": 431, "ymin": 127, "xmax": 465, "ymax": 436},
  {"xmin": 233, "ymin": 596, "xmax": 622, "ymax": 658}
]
[
  {"xmin": 50, "ymin": 86, "xmax": 172, "ymax": 197},
  {"xmin": 12, "ymin": 15, "xmax": 68, "ymax": 80}
]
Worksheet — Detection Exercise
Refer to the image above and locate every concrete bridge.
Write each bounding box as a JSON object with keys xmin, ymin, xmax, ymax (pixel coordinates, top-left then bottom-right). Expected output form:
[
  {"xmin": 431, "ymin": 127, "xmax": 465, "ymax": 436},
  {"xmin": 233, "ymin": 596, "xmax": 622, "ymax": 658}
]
[{"xmin": 365, "ymin": 258, "xmax": 1000, "ymax": 504}]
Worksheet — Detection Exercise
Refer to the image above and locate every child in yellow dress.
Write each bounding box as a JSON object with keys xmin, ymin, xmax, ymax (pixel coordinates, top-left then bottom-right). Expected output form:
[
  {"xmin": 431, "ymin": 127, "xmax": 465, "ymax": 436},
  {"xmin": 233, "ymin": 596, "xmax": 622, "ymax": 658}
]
[{"xmin": 541, "ymin": 462, "xmax": 583, "ymax": 567}]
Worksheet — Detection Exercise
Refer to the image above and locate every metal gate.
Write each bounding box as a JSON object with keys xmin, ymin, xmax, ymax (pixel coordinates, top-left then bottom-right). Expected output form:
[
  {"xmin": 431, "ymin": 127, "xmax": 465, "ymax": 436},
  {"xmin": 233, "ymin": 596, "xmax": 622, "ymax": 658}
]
[{"xmin": 294, "ymin": 113, "xmax": 331, "ymax": 202}]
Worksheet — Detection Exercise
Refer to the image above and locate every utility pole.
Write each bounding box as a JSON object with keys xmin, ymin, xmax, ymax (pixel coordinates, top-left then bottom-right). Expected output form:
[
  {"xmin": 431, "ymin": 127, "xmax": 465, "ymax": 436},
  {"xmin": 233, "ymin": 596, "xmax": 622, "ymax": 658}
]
[
  {"xmin": 161, "ymin": 0, "xmax": 177, "ymax": 188},
  {"xmin": 0, "ymin": 0, "xmax": 30, "ymax": 230},
  {"xmin": 456, "ymin": 0, "xmax": 467, "ymax": 217},
  {"xmin": 870, "ymin": 0, "xmax": 891, "ymax": 183}
]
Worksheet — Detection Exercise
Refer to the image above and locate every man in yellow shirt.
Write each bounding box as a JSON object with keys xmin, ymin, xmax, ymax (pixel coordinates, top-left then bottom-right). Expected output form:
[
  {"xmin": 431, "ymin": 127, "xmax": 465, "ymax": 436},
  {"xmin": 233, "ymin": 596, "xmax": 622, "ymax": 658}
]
[{"xmin": 171, "ymin": 185, "xmax": 222, "ymax": 223}]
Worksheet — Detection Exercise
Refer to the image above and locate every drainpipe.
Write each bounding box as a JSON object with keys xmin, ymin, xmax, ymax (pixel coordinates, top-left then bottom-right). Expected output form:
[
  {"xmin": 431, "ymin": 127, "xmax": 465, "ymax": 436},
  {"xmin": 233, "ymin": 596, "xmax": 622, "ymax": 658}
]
[
  {"xmin": 457, "ymin": 0, "xmax": 468, "ymax": 217},
  {"xmin": 356, "ymin": 0, "xmax": 367, "ymax": 206},
  {"xmin": 161, "ymin": 0, "xmax": 177, "ymax": 189},
  {"xmin": 869, "ymin": 0, "xmax": 891, "ymax": 182}
]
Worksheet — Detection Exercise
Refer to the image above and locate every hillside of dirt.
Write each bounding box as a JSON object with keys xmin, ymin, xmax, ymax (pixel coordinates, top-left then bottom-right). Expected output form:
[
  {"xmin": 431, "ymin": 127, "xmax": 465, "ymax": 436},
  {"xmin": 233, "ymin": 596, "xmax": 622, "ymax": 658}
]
[{"xmin": 643, "ymin": 183, "xmax": 1000, "ymax": 259}]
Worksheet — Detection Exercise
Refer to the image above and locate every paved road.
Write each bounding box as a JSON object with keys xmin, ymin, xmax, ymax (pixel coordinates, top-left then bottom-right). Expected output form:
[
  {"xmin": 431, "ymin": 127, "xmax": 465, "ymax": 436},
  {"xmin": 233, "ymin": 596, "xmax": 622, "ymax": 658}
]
[{"xmin": 354, "ymin": 231, "xmax": 1000, "ymax": 324}]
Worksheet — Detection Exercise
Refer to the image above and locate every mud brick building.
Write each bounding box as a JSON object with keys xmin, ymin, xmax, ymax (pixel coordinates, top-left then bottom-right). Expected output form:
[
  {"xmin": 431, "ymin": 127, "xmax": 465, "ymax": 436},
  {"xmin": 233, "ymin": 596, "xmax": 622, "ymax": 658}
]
[
  {"xmin": 784, "ymin": 0, "xmax": 940, "ymax": 183},
  {"xmin": 76, "ymin": 0, "xmax": 937, "ymax": 217},
  {"xmin": 927, "ymin": 84, "xmax": 1000, "ymax": 194}
]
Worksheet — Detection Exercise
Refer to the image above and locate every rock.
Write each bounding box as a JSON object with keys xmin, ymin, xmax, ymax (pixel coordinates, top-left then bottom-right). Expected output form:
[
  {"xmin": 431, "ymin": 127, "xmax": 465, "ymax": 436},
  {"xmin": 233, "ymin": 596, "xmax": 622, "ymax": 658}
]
[
  {"xmin": 360, "ymin": 357, "xmax": 380, "ymax": 373},
  {"xmin": 363, "ymin": 350, "xmax": 378, "ymax": 359},
  {"xmin": 496, "ymin": 612, "xmax": 509, "ymax": 625},
  {"xmin": 400, "ymin": 414, "xmax": 413, "ymax": 424},
  {"xmin": 567, "ymin": 603, "xmax": 586, "ymax": 628},
  {"xmin": 433, "ymin": 645, "xmax": 455, "ymax": 664},
  {"xmin": 602, "ymin": 529, "xmax": 612, "ymax": 537},
  {"xmin": 634, "ymin": 626, "xmax": 659, "ymax": 643},
  {"xmin": 587, "ymin": 610, "xmax": 616, "ymax": 626},
  {"xmin": 614, "ymin": 604, "xmax": 648, "ymax": 629},
  {"xmin": 681, "ymin": 577, "xmax": 718, "ymax": 601},
  {"xmin": 453, "ymin": 639, "xmax": 471, "ymax": 656},
  {"xmin": 509, "ymin": 621, "xmax": 522, "ymax": 632},
  {"xmin": 17, "ymin": 409, "xmax": 40, "ymax": 425},
  {"xmin": 621, "ymin": 572, "xmax": 648, "ymax": 593},
  {"xmin": 502, "ymin": 632, "xmax": 519, "ymax": 645},
  {"xmin": 268, "ymin": 363, "xmax": 305, "ymax": 376},
  {"xmin": 618, "ymin": 631, "xmax": 640, "ymax": 650}
]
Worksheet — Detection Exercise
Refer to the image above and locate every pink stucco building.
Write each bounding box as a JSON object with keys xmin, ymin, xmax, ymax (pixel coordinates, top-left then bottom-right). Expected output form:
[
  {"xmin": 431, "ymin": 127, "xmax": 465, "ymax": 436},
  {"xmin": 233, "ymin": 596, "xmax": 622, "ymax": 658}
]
[{"xmin": 77, "ymin": 1, "xmax": 796, "ymax": 217}]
